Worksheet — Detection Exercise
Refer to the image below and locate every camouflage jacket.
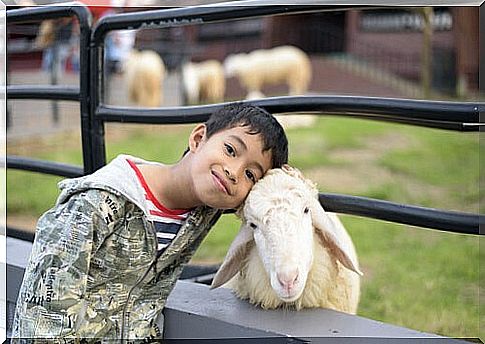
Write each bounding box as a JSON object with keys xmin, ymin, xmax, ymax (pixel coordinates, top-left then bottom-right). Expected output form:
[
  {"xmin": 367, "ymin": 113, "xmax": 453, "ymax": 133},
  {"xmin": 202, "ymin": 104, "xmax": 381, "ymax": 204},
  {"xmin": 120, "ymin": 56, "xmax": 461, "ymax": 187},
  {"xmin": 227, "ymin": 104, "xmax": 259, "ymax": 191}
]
[{"xmin": 12, "ymin": 155, "xmax": 222, "ymax": 343}]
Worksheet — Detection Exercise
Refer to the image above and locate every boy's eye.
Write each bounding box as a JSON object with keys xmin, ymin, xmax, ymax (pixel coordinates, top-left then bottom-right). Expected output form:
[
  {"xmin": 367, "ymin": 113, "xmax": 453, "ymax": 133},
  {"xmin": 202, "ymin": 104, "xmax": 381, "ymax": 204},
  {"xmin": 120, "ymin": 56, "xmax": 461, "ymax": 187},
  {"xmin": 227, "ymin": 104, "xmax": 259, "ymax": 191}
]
[
  {"xmin": 245, "ymin": 170, "xmax": 256, "ymax": 183},
  {"xmin": 224, "ymin": 143, "xmax": 236, "ymax": 157}
]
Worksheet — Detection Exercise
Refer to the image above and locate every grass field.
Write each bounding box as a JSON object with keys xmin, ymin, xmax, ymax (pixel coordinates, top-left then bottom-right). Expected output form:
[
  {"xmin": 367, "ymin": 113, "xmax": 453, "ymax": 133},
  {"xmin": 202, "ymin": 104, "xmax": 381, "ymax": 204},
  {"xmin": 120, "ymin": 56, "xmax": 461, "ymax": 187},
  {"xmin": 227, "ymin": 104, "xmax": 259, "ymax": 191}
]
[{"xmin": 6, "ymin": 116, "xmax": 481, "ymax": 339}]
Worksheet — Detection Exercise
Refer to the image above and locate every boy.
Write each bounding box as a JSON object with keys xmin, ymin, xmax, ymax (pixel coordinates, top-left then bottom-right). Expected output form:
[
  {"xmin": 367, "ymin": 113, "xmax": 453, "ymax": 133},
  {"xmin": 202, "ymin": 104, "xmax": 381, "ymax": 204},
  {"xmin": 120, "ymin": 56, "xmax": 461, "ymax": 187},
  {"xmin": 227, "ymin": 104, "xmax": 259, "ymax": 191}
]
[{"xmin": 11, "ymin": 104, "xmax": 288, "ymax": 342}]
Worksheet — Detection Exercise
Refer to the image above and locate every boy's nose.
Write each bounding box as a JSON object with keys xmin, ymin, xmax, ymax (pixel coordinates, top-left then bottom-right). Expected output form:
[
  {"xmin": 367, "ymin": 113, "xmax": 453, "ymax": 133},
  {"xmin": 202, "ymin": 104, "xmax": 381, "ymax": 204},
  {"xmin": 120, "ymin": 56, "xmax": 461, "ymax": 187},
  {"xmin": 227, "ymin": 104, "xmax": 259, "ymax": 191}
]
[{"xmin": 224, "ymin": 168, "xmax": 237, "ymax": 183}]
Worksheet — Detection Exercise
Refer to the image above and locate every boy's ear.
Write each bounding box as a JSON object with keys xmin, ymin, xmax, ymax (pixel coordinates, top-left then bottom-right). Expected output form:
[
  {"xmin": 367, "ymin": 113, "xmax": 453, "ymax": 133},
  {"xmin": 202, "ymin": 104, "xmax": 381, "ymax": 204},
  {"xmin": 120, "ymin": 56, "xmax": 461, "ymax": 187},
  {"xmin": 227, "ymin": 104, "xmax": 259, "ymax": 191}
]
[{"xmin": 189, "ymin": 124, "xmax": 207, "ymax": 152}]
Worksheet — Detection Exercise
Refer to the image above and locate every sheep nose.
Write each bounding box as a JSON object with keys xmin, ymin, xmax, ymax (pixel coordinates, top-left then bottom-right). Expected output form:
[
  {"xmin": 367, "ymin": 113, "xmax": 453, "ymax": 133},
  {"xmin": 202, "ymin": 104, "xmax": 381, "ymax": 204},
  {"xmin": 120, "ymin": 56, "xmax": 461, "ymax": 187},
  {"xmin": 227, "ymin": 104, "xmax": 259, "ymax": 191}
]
[{"xmin": 277, "ymin": 268, "xmax": 299, "ymax": 291}]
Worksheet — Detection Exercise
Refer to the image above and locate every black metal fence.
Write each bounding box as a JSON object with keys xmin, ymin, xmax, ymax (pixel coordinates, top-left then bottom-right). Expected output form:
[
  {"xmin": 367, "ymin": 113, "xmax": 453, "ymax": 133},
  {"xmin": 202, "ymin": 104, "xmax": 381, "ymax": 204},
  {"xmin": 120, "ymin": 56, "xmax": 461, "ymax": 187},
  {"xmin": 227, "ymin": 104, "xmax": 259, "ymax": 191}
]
[
  {"xmin": 7, "ymin": 4, "xmax": 93, "ymax": 172},
  {"xmin": 5, "ymin": 2, "xmax": 483, "ymax": 243}
]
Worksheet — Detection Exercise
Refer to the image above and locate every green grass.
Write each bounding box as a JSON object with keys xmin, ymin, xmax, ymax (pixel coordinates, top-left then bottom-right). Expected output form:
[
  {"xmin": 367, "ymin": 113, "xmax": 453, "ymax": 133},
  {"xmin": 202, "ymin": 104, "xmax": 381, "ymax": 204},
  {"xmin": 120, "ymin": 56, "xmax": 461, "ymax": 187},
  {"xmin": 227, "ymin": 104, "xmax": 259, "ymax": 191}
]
[
  {"xmin": 6, "ymin": 117, "xmax": 480, "ymax": 338},
  {"xmin": 345, "ymin": 216, "xmax": 481, "ymax": 336},
  {"xmin": 288, "ymin": 117, "xmax": 389, "ymax": 169},
  {"xmin": 381, "ymin": 129, "xmax": 479, "ymax": 184},
  {"xmin": 105, "ymin": 125, "xmax": 194, "ymax": 164}
]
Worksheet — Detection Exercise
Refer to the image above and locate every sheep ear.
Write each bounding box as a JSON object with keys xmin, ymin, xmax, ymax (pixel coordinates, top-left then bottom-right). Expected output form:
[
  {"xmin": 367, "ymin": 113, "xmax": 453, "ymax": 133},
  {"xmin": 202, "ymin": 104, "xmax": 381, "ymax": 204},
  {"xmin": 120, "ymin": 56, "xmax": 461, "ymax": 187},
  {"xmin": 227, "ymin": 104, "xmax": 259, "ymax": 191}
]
[
  {"xmin": 211, "ymin": 223, "xmax": 254, "ymax": 289},
  {"xmin": 282, "ymin": 164, "xmax": 317, "ymax": 190},
  {"xmin": 310, "ymin": 198, "xmax": 363, "ymax": 276}
]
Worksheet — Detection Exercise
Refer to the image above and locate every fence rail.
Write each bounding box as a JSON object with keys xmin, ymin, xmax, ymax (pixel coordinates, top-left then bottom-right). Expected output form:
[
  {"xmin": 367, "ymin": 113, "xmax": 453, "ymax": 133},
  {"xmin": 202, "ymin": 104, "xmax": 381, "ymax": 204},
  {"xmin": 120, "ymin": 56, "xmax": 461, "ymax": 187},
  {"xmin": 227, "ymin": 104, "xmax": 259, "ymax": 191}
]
[
  {"xmin": 96, "ymin": 96, "xmax": 482, "ymax": 130},
  {"xmin": 5, "ymin": 155, "xmax": 84, "ymax": 178},
  {"xmin": 6, "ymin": 85, "xmax": 80, "ymax": 101},
  {"xmin": 319, "ymin": 193, "xmax": 481, "ymax": 235}
]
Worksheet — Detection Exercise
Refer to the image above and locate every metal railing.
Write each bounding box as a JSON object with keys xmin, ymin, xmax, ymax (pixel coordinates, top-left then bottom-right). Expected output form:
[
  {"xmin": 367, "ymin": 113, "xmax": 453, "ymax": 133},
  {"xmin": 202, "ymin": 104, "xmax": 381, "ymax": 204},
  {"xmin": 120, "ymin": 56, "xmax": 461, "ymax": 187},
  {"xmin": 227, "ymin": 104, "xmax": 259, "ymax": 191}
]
[
  {"xmin": 5, "ymin": 3, "xmax": 483, "ymax": 239},
  {"xmin": 6, "ymin": 3, "xmax": 93, "ymax": 173}
]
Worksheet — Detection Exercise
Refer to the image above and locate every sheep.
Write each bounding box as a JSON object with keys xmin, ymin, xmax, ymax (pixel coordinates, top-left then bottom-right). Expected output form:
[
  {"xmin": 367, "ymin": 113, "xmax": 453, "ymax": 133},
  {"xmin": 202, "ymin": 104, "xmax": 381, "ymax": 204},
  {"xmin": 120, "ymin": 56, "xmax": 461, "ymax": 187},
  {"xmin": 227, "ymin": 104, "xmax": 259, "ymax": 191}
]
[
  {"xmin": 275, "ymin": 114, "xmax": 317, "ymax": 130},
  {"xmin": 124, "ymin": 49, "xmax": 165, "ymax": 107},
  {"xmin": 223, "ymin": 45, "xmax": 312, "ymax": 99},
  {"xmin": 211, "ymin": 165, "xmax": 362, "ymax": 314},
  {"xmin": 182, "ymin": 60, "xmax": 226, "ymax": 104}
]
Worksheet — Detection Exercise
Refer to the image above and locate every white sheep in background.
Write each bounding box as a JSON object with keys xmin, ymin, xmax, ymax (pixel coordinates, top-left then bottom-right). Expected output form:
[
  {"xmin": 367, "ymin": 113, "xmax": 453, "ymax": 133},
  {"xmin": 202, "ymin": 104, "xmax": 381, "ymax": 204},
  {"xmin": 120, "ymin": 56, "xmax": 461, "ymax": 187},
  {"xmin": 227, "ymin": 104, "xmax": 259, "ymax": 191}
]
[
  {"xmin": 211, "ymin": 165, "xmax": 362, "ymax": 314},
  {"xmin": 124, "ymin": 49, "xmax": 165, "ymax": 107},
  {"xmin": 182, "ymin": 60, "xmax": 226, "ymax": 104},
  {"xmin": 275, "ymin": 114, "xmax": 317, "ymax": 130},
  {"xmin": 223, "ymin": 45, "xmax": 312, "ymax": 99},
  {"xmin": 224, "ymin": 46, "xmax": 315, "ymax": 129}
]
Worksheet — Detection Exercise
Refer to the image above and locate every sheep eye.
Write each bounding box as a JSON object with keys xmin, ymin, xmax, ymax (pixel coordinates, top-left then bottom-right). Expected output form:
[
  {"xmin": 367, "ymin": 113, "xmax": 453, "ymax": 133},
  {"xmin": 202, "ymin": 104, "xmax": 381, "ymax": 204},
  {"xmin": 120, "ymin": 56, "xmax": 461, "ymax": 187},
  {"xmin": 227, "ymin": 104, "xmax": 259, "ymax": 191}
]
[
  {"xmin": 303, "ymin": 207, "xmax": 310, "ymax": 214},
  {"xmin": 249, "ymin": 222, "xmax": 257, "ymax": 229}
]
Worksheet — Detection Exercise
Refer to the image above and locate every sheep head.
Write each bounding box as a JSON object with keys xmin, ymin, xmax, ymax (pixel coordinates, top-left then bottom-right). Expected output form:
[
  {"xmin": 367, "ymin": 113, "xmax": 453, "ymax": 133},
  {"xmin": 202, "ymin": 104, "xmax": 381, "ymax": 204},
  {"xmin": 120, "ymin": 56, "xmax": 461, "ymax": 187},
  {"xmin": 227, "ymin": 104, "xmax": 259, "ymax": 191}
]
[{"xmin": 211, "ymin": 165, "xmax": 362, "ymax": 305}]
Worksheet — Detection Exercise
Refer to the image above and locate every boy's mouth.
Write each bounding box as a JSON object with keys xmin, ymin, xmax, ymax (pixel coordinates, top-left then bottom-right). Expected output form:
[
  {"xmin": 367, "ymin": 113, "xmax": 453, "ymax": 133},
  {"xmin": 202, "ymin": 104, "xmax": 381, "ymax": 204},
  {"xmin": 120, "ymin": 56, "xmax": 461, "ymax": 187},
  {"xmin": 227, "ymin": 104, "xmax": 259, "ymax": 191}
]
[{"xmin": 211, "ymin": 170, "xmax": 230, "ymax": 195}]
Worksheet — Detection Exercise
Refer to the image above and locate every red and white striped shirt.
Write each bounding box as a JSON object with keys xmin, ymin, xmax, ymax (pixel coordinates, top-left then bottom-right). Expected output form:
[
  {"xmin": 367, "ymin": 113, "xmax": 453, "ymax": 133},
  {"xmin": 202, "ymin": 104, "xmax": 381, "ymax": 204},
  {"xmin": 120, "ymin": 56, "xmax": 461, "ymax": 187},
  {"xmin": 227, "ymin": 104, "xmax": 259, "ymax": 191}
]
[{"xmin": 126, "ymin": 159, "xmax": 191, "ymax": 254}]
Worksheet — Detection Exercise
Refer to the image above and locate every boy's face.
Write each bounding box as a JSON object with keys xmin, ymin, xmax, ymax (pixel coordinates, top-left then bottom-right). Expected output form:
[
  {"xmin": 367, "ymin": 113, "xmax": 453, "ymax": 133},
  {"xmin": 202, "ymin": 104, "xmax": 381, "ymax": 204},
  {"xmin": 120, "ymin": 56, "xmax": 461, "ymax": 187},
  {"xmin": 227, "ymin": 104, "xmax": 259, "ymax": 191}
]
[{"xmin": 189, "ymin": 124, "xmax": 273, "ymax": 209}]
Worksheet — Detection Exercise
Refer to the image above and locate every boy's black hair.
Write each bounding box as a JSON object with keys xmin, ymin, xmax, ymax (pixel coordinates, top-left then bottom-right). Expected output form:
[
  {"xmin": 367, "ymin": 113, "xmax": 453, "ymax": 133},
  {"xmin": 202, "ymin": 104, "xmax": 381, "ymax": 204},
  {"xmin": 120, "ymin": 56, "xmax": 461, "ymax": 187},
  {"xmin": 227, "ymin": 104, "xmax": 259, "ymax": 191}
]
[
  {"xmin": 183, "ymin": 103, "xmax": 288, "ymax": 168},
  {"xmin": 204, "ymin": 104, "xmax": 288, "ymax": 168}
]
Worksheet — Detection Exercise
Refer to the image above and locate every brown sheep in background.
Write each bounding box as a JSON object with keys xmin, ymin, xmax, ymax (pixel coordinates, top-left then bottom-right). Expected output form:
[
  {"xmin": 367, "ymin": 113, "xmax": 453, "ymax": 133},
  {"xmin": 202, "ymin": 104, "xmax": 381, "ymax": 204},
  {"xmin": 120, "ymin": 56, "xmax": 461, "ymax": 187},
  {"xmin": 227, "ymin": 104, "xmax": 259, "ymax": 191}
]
[
  {"xmin": 182, "ymin": 60, "xmax": 226, "ymax": 105},
  {"xmin": 124, "ymin": 50, "xmax": 165, "ymax": 107}
]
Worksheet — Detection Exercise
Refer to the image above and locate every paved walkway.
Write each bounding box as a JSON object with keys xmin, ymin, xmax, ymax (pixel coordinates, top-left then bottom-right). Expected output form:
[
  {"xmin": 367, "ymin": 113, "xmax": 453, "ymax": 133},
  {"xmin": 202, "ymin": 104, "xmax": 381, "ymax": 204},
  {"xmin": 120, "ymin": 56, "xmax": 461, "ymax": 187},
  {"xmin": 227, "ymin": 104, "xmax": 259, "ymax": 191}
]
[
  {"xmin": 7, "ymin": 69, "xmax": 183, "ymax": 143},
  {"xmin": 310, "ymin": 56, "xmax": 418, "ymax": 98}
]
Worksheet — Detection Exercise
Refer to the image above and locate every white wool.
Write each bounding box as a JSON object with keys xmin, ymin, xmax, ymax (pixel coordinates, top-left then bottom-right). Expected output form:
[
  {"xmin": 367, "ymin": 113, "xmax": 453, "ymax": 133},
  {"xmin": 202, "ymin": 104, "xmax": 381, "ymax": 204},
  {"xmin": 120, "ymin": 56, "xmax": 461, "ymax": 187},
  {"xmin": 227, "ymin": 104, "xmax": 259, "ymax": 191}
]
[
  {"xmin": 212, "ymin": 166, "xmax": 361, "ymax": 314},
  {"xmin": 182, "ymin": 60, "xmax": 225, "ymax": 104},
  {"xmin": 181, "ymin": 63, "xmax": 199, "ymax": 104},
  {"xmin": 124, "ymin": 50, "xmax": 165, "ymax": 107},
  {"xmin": 245, "ymin": 90, "xmax": 266, "ymax": 100},
  {"xmin": 223, "ymin": 45, "xmax": 312, "ymax": 99},
  {"xmin": 275, "ymin": 114, "xmax": 317, "ymax": 130}
]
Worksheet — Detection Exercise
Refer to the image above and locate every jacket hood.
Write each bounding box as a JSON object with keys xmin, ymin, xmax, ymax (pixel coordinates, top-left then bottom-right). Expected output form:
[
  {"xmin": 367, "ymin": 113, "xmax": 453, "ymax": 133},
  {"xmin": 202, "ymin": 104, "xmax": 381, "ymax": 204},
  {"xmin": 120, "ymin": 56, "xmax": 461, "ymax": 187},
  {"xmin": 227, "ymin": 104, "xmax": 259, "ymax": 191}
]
[{"xmin": 57, "ymin": 154, "xmax": 164, "ymax": 213}]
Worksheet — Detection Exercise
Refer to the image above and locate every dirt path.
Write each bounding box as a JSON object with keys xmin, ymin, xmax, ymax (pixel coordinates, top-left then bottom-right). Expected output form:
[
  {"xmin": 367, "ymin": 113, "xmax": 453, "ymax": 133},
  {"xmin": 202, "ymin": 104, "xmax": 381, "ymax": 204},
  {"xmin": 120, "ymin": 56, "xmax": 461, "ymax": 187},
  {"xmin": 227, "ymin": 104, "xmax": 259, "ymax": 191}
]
[{"xmin": 305, "ymin": 132, "xmax": 413, "ymax": 192}]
